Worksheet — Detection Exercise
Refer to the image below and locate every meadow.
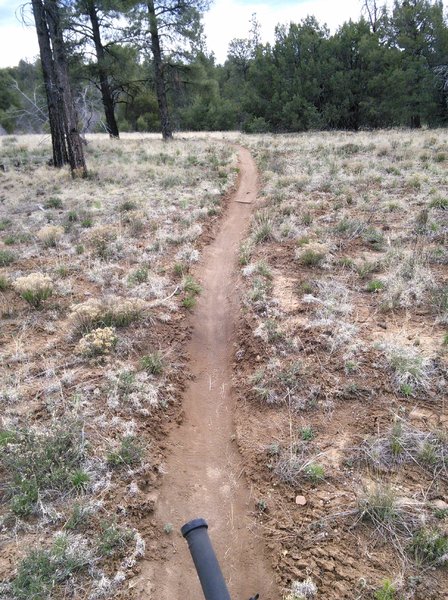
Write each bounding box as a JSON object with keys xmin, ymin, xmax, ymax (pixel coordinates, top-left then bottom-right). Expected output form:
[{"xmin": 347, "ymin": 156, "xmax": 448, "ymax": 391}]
[{"xmin": 0, "ymin": 129, "xmax": 447, "ymax": 599}]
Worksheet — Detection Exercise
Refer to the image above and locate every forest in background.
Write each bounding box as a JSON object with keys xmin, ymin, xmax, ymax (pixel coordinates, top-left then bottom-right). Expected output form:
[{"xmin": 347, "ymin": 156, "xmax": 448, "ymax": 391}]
[{"xmin": 1, "ymin": 0, "xmax": 448, "ymax": 137}]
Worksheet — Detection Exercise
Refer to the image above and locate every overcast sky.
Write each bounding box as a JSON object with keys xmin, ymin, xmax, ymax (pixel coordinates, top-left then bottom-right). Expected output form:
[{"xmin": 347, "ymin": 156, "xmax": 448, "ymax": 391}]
[{"xmin": 0, "ymin": 0, "xmax": 368, "ymax": 68}]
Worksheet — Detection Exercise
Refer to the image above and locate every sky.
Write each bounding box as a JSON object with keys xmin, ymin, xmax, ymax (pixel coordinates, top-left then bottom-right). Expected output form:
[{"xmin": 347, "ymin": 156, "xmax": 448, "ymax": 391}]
[{"xmin": 0, "ymin": 0, "xmax": 367, "ymax": 68}]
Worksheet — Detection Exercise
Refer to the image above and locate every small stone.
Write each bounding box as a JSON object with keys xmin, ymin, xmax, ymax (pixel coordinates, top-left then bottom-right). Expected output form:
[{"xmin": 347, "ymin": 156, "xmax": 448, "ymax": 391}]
[
  {"xmin": 433, "ymin": 499, "xmax": 448, "ymax": 511},
  {"xmin": 295, "ymin": 495, "xmax": 307, "ymax": 506}
]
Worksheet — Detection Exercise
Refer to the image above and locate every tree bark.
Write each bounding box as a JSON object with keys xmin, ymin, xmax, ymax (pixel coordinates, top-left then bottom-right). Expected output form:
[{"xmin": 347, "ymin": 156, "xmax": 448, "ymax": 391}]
[
  {"xmin": 31, "ymin": 0, "xmax": 68, "ymax": 167},
  {"xmin": 44, "ymin": 0, "xmax": 87, "ymax": 177},
  {"xmin": 86, "ymin": 1, "xmax": 120, "ymax": 138},
  {"xmin": 147, "ymin": 0, "xmax": 173, "ymax": 140}
]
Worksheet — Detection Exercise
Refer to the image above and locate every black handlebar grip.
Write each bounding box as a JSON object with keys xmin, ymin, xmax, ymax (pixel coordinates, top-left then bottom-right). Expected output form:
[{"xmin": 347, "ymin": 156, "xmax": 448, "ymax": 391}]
[{"xmin": 181, "ymin": 518, "xmax": 232, "ymax": 600}]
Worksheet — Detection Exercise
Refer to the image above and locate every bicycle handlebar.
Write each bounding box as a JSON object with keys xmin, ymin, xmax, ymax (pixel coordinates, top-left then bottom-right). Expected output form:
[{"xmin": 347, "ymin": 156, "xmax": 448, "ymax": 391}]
[{"xmin": 181, "ymin": 518, "xmax": 259, "ymax": 600}]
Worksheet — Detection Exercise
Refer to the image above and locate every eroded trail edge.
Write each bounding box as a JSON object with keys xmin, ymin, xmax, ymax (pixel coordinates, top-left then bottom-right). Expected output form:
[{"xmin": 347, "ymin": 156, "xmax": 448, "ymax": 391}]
[{"xmin": 140, "ymin": 147, "xmax": 277, "ymax": 599}]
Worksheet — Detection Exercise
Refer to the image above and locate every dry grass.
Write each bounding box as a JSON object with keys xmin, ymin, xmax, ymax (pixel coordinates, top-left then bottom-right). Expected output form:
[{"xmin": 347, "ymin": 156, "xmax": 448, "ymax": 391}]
[
  {"xmin": 0, "ymin": 132, "xmax": 238, "ymax": 597},
  {"xmin": 235, "ymin": 129, "xmax": 448, "ymax": 598}
]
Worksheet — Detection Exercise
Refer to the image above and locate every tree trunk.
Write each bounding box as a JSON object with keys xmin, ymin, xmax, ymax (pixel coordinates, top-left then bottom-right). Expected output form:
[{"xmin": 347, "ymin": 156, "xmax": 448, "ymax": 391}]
[
  {"xmin": 31, "ymin": 0, "xmax": 68, "ymax": 167},
  {"xmin": 147, "ymin": 0, "xmax": 173, "ymax": 140},
  {"xmin": 87, "ymin": 1, "xmax": 119, "ymax": 138},
  {"xmin": 44, "ymin": 0, "xmax": 87, "ymax": 177}
]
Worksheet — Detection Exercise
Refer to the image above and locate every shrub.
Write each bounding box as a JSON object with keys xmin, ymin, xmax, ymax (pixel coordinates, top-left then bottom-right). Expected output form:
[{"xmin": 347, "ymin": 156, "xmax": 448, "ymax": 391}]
[
  {"xmin": 274, "ymin": 451, "xmax": 325, "ymax": 486},
  {"xmin": 0, "ymin": 249, "xmax": 15, "ymax": 266},
  {"xmin": 107, "ymin": 435, "xmax": 143, "ymax": 468},
  {"xmin": 173, "ymin": 262, "xmax": 188, "ymax": 277},
  {"xmin": 164, "ymin": 522, "xmax": 174, "ymax": 534},
  {"xmin": 409, "ymin": 527, "xmax": 448, "ymax": 565},
  {"xmin": 140, "ymin": 352, "xmax": 164, "ymax": 375},
  {"xmin": 355, "ymin": 420, "xmax": 447, "ymax": 474},
  {"xmin": 362, "ymin": 227, "xmax": 385, "ymax": 250},
  {"xmin": 367, "ymin": 280, "xmax": 385, "ymax": 293},
  {"xmin": 119, "ymin": 200, "xmax": 138, "ymax": 212},
  {"xmin": 128, "ymin": 265, "xmax": 149, "ymax": 285},
  {"xmin": 0, "ymin": 275, "xmax": 9, "ymax": 290},
  {"xmin": 431, "ymin": 285, "xmax": 448, "ymax": 323},
  {"xmin": 0, "ymin": 426, "xmax": 88, "ymax": 516},
  {"xmin": 69, "ymin": 297, "xmax": 148, "ymax": 333},
  {"xmin": 381, "ymin": 253, "xmax": 433, "ymax": 310},
  {"xmin": 0, "ymin": 218, "xmax": 12, "ymax": 231},
  {"xmin": 97, "ymin": 521, "xmax": 133, "ymax": 558},
  {"xmin": 304, "ymin": 463, "xmax": 325, "ymax": 483},
  {"xmin": 76, "ymin": 326, "xmax": 117, "ymax": 357},
  {"xmin": 37, "ymin": 225, "xmax": 64, "ymax": 247},
  {"xmin": 13, "ymin": 273, "xmax": 53, "ymax": 308},
  {"xmin": 182, "ymin": 294, "xmax": 196, "ymax": 309},
  {"xmin": 357, "ymin": 259, "xmax": 381, "ymax": 279},
  {"xmin": 183, "ymin": 275, "xmax": 202, "ymax": 296},
  {"xmin": 85, "ymin": 225, "xmax": 117, "ymax": 258},
  {"xmin": 300, "ymin": 426, "xmax": 315, "ymax": 441},
  {"xmin": 429, "ymin": 196, "xmax": 448, "ymax": 209},
  {"xmin": 252, "ymin": 212, "xmax": 274, "ymax": 244},
  {"xmin": 11, "ymin": 534, "xmax": 91, "ymax": 599},
  {"xmin": 298, "ymin": 249, "xmax": 325, "ymax": 267},
  {"xmin": 358, "ymin": 483, "xmax": 398, "ymax": 526},
  {"xmin": 64, "ymin": 503, "xmax": 92, "ymax": 531},
  {"xmin": 239, "ymin": 242, "xmax": 252, "ymax": 266},
  {"xmin": 383, "ymin": 344, "xmax": 433, "ymax": 394},
  {"xmin": 44, "ymin": 196, "xmax": 63, "ymax": 209},
  {"xmin": 335, "ymin": 218, "xmax": 364, "ymax": 237},
  {"xmin": 374, "ymin": 580, "xmax": 397, "ymax": 600}
]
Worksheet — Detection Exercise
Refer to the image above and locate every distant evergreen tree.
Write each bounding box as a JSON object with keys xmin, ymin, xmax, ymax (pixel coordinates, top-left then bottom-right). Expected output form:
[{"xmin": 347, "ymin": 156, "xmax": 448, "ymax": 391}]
[{"xmin": 1, "ymin": 0, "xmax": 445, "ymax": 135}]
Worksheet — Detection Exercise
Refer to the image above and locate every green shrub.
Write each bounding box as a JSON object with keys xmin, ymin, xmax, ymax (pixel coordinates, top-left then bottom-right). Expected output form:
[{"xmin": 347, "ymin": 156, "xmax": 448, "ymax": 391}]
[
  {"xmin": 13, "ymin": 273, "xmax": 53, "ymax": 308},
  {"xmin": 300, "ymin": 426, "xmax": 315, "ymax": 441},
  {"xmin": 252, "ymin": 212, "xmax": 274, "ymax": 244},
  {"xmin": 183, "ymin": 275, "xmax": 202, "ymax": 296},
  {"xmin": 12, "ymin": 535, "xmax": 89, "ymax": 600},
  {"xmin": 119, "ymin": 200, "xmax": 138, "ymax": 212},
  {"xmin": 140, "ymin": 352, "xmax": 164, "ymax": 375},
  {"xmin": 374, "ymin": 580, "xmax": 396, "ymax": 600},
  {"xmin": 44, "ymin": 197, "xmax": 63, "ymax": 209},
  {"xmin": 367, "ymin": 280, "xmax": 385, "ymax": 293},
  {"xmin": 0, "ymin": 249, "xmax": 15, "ymax": 266},
  {"xmin": 409, "ymin": 528, "xmax": 448, "ymax": 565},
  {"xmin": 298, "ymin": 249, "xmax": 325, "ymax": 267},
  {"xmin": 128, "ymin": 265, "xmax": 149, "ymax": 285},
  {"xmin": 429, "ymin": 196, "xmax": 448, "ymax": 209},
  {"xmin": 182, "ymin": 294, "xmax": 196, "ymax": 309},
  {"xmin": 239, "ymin": 242, "xmax": 252, "ymax": 266},
  {"xmin": 64, "ymin": 503, "xmax": 91, "ymax": 531},
  {"xmin": 173, "ymin": 262, "xmax": 188, "ymax": 277},
  {"xmin": 107, "ymin": 435, "xmax": 143, "ymax": 468},
  {"xmin": 0, "ymin": 426, "xmax": 88, "ymax": 516},
  {"xmin": 304, "ymin": 463, "xmax": 325, "ymax": 483},
  {"xmin": 97, "ymin": 521, "xmax": 133, "ymax": 557},
  {"xmin": 362, "ymin": 227, "xmax": 385, "ymax": 251},
  {"xmin": 358, "ymin": 484, "xmax": 398, "ymax": 525},
  {"xmin": 0, "ymin": 218, "xmax": 12, "ymax": 231},
  {"xmin": 0, "ymin": 275, "xmax": 9, "ymax": 291}
]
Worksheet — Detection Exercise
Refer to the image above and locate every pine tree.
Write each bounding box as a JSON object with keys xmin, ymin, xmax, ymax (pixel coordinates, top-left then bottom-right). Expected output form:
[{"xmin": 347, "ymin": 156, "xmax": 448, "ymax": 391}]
[{"xmin": 31, "ymin": 0, "xmax": 87, "ymax": 176}]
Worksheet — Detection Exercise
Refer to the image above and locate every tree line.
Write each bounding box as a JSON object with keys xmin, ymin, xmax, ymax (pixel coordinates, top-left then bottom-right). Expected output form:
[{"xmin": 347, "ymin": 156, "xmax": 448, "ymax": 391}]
[{"xmin": 1, "ymin": 0, "xmax": 448, "ymax": 165}]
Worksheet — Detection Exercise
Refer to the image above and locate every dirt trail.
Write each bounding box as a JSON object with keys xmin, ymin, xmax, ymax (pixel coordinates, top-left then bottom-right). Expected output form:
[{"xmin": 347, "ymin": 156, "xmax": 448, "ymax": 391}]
[{"xmin": 136, "ymin": 147, "xmax": 278, "ymax": 599}]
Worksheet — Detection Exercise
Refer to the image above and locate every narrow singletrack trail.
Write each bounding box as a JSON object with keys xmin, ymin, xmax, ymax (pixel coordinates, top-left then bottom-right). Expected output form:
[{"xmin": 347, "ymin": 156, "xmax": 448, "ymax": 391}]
[{"xmin": 137, "ymin": 147, "xmax": 278, "ymax": 599}]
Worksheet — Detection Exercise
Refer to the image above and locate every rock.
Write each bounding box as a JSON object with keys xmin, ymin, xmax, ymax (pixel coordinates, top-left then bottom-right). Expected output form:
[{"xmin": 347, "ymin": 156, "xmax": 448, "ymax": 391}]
[
  {"xmin": 295, "ymin": 495, "xmax": 307, "ymax": 506},
  {"xmin": 432, "ymin": 499, "xmax": 448, "ymax": 511}
]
